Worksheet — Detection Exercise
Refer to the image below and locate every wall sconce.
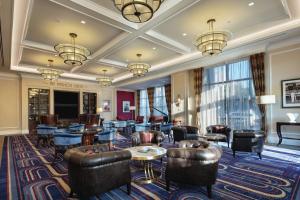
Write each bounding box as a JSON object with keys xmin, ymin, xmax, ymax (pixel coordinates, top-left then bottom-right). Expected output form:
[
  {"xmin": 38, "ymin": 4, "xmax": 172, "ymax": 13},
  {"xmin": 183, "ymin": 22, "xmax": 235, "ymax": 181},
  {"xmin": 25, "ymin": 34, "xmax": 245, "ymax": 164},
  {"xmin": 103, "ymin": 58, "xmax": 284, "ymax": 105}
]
[{"xmin": 175, "ymin": 94, "xmax": 181, "ymax": 107}]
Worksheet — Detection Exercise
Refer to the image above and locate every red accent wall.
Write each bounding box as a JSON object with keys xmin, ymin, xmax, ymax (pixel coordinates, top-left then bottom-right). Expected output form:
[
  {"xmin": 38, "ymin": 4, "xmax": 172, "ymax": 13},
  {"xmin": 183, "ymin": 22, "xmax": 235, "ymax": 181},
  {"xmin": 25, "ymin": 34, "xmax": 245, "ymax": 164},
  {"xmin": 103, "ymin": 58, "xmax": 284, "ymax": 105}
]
[{"xmin": 117, "ymin": 90, "xmax": 135, "ymax": 120}]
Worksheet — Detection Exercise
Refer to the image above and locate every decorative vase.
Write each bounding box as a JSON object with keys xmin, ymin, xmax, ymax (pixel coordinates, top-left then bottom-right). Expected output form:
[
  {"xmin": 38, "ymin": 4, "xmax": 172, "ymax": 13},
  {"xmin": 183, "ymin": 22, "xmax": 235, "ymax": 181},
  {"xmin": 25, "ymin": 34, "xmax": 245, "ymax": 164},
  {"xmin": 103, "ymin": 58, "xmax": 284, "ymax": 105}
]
[{"xmin": 286, "ymin": 113, "xmax": 299, "ymax": 123}]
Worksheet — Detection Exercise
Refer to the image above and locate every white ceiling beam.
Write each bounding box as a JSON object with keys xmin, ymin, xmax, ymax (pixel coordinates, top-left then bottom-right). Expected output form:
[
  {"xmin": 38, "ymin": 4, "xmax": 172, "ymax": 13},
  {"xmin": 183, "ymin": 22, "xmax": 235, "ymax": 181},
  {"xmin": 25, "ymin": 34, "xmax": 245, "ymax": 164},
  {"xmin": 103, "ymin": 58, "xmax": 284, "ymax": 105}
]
[
  {"xmin": 69, "ymin": 0, "xmax": 200, "ymax": 73},
  {"xmin": 285, "ymin": 0, "xmax": 300, "ymax": 19},
  {"xmin": 143, "ymin": 30, "xmax": 191, "ymax": 54},
  {"xmin": 97, "ymin": 59, "xmax": 127, "ymax": 68},
  {"xmin": 10, "ymin": 0, "xmax": 33, "ymax": 68},
  {"xmin": 22, "ymin": 40, "xmax": 56, "ymax": 54},
  {"xmin": 49, "ymin": 0, "xmax": 137, "ymax": 32},
  {"xmin": 281, "ymin": 0, "xmax": 292, "ymax": 19},
  {"xmin": 113, "ymin": 19, "xmax": 300, "ymax": 84}
]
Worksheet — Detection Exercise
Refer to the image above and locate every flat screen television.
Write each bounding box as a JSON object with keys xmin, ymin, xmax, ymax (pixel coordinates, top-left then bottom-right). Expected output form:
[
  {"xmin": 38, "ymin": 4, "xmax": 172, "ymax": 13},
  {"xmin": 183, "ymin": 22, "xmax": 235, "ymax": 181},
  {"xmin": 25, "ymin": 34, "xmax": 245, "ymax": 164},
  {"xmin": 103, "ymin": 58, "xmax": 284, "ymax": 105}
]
[{"xmin": 54, "ymin": 91, "xmax": 79, "ymax": 119}]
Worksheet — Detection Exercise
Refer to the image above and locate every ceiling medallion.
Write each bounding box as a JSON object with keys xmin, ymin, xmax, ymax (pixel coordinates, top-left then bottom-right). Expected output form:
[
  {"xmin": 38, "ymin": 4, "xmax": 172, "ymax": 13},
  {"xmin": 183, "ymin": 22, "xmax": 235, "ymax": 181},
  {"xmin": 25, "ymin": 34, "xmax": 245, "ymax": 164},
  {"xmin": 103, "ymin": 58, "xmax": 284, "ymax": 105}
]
[
  {"xmin": 127, "ymin": 53, "xmax": 150, "ymax": 77},
  {"xmin": 113, "ymin": 0, "xmax": 164, "ymax": 23},
  {"xmin": 196, "ymin": 19, "xmax": 230, "ymax": 56},
  {"xmin": 97, "ymin": 69, "xmax": 113, "ymax": 87},
  {"xmin": 38, "ymin": 59, "xmax": 63, "ymax": 81},
  {"xmin": 54, "ymin": 33, "xmax": 90, "ymax": 66}
]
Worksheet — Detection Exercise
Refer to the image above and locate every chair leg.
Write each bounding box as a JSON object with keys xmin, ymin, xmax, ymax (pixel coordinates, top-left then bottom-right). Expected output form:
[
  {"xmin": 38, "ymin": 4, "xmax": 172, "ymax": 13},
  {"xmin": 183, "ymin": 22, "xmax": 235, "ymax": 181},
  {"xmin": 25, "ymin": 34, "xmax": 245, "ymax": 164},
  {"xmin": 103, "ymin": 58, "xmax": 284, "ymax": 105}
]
[
  {"xmin": 166, "ymin": 179, "xmax": 170, "ymax": 191},
  {"xmin": 257, "ymin": 152, "xmax": 262, "ymax": 160},
  {"xmin": 207, "ymin": 185, "xmax": 212, "ymax": 198},
  {"xmin": 127, "ymin": 183, "xmax": 131, "ymax": 195},
  {"xmin": 227, "ymin": 140, "xmax": 230, "ymax": 148}
]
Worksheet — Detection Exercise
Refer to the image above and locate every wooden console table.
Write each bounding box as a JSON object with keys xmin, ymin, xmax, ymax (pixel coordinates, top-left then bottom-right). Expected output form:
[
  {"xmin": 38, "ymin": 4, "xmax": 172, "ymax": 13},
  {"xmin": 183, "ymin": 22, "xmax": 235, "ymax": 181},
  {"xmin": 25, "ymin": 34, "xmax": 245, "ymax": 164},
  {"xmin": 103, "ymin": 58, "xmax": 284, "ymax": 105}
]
[{"xmin": 276, "ymin": 122, "xmax": 300, "ymax": 145}]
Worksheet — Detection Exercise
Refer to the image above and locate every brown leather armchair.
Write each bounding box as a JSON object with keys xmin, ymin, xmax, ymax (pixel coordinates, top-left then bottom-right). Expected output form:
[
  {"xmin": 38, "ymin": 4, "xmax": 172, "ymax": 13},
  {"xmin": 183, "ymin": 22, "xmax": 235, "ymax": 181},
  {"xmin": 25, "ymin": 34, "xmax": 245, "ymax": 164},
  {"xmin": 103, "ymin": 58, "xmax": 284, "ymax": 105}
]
[
  {"xmin": 64, "ymin": 144, "xmax": 132, "ymax": 199},
  {"xmin": 231, "ymin": 130, "xmax": 265, "ymax": 159},
  {"xmin": 206, "ymin": 125, "xmax": 231, "ymax": 147},
  {"xmin": 172, "ymin": 126, "xmax": 199, "ymax": 144},
  {"xmin": 131, "ymin": 130, "xmax": 165, "ymax": 147},
  {"xmin": 165, "ymin": 140, "xmax": 222, "ymax": 198}
]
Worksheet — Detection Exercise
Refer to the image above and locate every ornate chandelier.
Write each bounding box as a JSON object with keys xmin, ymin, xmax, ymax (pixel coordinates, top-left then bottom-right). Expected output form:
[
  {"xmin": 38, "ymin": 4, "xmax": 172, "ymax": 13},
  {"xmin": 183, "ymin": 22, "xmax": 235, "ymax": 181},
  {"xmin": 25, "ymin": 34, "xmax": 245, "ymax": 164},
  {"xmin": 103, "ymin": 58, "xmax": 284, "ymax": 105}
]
[
  {"xmin": 127, "ymin": 54, "xmax": 150, "ymax": 77},
  {"xmin": 195, "ymin": 19, "xmax": 230, "ymax": 56},
  {"xmin": 54, "ymin": 33, "xmax": 90, "ymax": 66},
  {"xmin": 38, "ymin": 59, "xmax": 63, "ymax": 81},
  {"xmin": 113, "ymin": 0, "xmax": 164, "ymax": 23},
  {"xmin": 97, "ymin": 69, "xmax": 112, "ymax": 87}
]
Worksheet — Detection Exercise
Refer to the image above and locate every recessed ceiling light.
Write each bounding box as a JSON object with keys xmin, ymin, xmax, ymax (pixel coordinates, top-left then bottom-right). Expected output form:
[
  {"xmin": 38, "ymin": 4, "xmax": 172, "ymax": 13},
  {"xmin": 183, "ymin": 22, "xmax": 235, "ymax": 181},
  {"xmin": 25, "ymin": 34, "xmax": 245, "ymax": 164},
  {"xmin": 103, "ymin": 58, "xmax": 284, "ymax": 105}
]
[
  {"xmin": 152, "ymin": 47, "xmax": 157, "ymax": 50},
  {"xmin": 54, "ymin": 54, "xmax": 58, "ymax": 57},
  {"xmin": 80, "ymin": 20, "xmax": 86, "ymax": 24},
  {"xmin": 248, "ymin": 2, "xmax": 254, "ymax": 6},
  {"xmin": 182, "ymin": 33, "xmax": 187, "ymax": 37}
]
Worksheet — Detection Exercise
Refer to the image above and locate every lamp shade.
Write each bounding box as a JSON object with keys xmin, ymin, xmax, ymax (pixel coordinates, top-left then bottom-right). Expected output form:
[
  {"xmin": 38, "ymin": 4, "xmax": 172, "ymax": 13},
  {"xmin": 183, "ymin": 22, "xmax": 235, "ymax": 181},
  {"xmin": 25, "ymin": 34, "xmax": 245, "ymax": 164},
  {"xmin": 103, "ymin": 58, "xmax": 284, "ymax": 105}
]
[
  {"xmin": 97, "ymin": 107, "xmax": 103, "ymax": 113},
  {"xmin": 130, "ymin": 106, "xmax": 136, "ymax": 111},
  {"xmin": 257, "ymin": 95, "xmax": 276, "ymax": 104}
]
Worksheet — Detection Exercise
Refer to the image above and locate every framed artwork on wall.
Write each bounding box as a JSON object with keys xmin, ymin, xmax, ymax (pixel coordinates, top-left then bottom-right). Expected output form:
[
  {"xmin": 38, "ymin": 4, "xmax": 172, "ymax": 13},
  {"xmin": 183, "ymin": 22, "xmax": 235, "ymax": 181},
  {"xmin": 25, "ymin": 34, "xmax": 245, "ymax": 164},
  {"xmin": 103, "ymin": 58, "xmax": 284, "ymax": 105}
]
[
  {"xmin": 122, "ymin": 101, "xmax": 130, "ymax": 113},
  {"xmin": 281, "ymin": 78, "xmax": 300, "ymax": 108},
  {"xmin": 102, "ymin": 100, "xmax": 111, "ymax": 112}
]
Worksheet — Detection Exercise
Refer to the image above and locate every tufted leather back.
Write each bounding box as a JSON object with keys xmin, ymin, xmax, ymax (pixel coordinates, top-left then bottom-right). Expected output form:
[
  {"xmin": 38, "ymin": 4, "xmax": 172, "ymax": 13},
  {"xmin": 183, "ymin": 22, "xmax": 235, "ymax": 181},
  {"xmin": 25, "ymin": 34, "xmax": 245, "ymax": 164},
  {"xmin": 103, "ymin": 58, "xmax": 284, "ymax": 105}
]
[{"xmin": 64, "ymin": 144, "xmax": 132, "ymax": 199}]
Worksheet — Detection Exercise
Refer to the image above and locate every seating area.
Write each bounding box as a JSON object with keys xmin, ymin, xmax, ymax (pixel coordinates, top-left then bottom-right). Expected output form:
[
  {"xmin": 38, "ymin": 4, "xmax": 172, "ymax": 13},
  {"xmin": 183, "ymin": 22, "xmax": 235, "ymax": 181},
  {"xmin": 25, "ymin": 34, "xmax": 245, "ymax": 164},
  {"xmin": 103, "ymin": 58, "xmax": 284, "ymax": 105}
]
[{"xmin": 1, "ymin": 0, "xmax": 300, "ymax": 199}]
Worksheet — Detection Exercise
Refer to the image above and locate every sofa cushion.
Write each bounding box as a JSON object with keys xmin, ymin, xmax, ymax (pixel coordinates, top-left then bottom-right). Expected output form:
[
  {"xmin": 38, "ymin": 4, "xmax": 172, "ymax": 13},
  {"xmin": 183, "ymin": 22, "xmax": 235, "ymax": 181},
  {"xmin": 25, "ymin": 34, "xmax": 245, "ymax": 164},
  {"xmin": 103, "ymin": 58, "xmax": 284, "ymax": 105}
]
[{"xmin": 140, "ymin": 132, "xmax": 155, "ymax": 144}]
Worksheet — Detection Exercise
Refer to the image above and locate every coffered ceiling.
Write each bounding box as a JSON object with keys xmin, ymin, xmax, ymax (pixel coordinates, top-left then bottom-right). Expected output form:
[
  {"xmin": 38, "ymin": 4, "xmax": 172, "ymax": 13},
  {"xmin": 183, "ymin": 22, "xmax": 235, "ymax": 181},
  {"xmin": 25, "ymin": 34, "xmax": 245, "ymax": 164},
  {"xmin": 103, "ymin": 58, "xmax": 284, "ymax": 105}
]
[{"xmin": 9, "ymin": 0, "xmax": 300, "ymax": 85}]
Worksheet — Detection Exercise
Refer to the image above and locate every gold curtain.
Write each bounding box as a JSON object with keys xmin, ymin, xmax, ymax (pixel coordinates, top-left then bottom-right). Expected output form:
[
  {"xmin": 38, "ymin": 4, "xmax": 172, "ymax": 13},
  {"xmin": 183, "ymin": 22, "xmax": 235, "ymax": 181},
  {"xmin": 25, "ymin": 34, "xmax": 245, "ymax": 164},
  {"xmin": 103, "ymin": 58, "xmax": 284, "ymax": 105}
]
[
  {"xmin": 165, "ymin": 84, "xmax": 171, "ymax": 120},
  {"xmin": 136, "ymin": 90, "xmax": 140, "ymax": 117},
  {"xmin": 250, "ymin": 53, "xmax": 266, "ymax": 132},
  {"xmin": 194, "ymin": 68, "xmax": 203, "ymax": 127},
  {"xmin": 147, "ymin": 87, "xmax": 155, "ymax": 115}
]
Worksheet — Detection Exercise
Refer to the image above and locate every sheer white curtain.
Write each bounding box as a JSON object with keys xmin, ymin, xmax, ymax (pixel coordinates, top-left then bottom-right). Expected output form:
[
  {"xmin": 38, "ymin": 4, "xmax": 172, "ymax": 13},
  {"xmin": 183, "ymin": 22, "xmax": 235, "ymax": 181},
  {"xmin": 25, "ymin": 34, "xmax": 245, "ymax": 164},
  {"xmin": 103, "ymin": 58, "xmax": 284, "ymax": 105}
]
[
  {"xmin": 139, "ymin": 89, "xmax": 150, "ymax": 123},
  {"xmin": 153, "ymin": 86, "xmax": 168, "ymax": 116},
  {"xmin": 200, "ymin": 59, "xmax": 261, "ymax": 133}
]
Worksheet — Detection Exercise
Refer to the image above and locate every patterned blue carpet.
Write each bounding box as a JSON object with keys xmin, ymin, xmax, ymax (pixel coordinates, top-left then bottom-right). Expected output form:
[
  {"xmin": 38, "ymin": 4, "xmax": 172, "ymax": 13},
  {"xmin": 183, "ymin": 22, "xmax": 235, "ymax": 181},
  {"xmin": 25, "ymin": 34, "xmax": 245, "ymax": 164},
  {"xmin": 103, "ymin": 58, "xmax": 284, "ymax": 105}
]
[{"xmin": 1, "ymin": 135, "xmax": 300, "ymax": 200}]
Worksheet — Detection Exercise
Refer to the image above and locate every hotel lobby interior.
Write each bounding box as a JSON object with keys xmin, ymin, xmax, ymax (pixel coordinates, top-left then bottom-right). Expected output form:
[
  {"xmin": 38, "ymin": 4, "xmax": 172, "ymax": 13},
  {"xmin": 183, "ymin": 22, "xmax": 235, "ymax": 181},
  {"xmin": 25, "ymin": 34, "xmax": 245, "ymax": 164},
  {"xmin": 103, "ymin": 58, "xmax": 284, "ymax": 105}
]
[{"xmin": 1, "ymin": 0, "xmax": 300, "ymax": 199}]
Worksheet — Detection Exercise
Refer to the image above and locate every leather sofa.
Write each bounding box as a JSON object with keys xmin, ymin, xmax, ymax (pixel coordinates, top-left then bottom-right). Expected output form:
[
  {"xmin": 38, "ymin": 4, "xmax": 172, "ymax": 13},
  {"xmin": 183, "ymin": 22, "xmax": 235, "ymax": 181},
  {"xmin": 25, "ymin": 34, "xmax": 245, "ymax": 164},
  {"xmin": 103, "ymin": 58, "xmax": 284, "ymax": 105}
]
[
  {"xmin": 165, "ymin": 140, "xmax": 222, "ymax": 198},
  {"xmin": 231, "ymin": 130, "xmax": 265, "ymax": 159},
  {"xmin": 64, "ymin": 144, "xmax": 132, "ymax": 199},
  {"xmin": 206, "ymin": 125, "xmax": 231, "ymax": 147},
  {"xmin": 131, "ymin": 130, "xmax": 165, "ymax": 147},
  {"xmin": 172, "ymin": 126, "xmax": 199, "ymax": 144}
]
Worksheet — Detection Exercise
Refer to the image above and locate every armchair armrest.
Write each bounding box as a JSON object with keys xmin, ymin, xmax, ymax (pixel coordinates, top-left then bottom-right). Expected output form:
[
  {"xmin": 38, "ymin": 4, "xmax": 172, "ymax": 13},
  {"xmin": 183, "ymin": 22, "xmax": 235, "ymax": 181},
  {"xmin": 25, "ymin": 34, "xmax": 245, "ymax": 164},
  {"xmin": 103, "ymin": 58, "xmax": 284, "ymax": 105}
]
[{"xmin": 131, "ymin": 132, "xmax": 141, "ymax": 146}]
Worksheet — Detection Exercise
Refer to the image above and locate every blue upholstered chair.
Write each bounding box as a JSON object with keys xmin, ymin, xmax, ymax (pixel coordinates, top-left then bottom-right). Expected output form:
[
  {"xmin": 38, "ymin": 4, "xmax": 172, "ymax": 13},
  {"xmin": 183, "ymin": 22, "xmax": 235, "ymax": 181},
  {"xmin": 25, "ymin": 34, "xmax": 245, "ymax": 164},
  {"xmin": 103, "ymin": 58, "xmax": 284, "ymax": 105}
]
[
  {"xmin": 68, "ymin": 123, "xmax": 85, "ymax": 133},
  {"xmin": 97, "ymin": 128, "xmax": 117, "ymax": 150},
  {"xmin": 53, "ymin": 132, "xmax": 82, "ymax": 160},
  {"xmin": 135, "ymin": 123, "xmax": 151, "ymax": 132},
  {"xmin": 36, "ymin": 124, "xmax": 57, "ymax": 147},
  {"xmin": 103, "ymin": 121, "xmax": 113, "ymax": 129}
]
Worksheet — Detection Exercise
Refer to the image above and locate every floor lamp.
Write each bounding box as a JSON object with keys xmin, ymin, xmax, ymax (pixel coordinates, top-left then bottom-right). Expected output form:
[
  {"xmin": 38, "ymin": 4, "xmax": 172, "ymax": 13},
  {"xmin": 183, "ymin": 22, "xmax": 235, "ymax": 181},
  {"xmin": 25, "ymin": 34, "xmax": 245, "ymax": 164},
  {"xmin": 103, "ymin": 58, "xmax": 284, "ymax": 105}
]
[
  {"xmin": 257, "ymin": 95, "xmax": 276, "ymax": 139},
  {"xmin": 97, "ymin": 107, "xmax": 103, "ymax": 126},
  {"xmin": 130, "ymin": 106, "xmax": 136, "ymax": 120}
]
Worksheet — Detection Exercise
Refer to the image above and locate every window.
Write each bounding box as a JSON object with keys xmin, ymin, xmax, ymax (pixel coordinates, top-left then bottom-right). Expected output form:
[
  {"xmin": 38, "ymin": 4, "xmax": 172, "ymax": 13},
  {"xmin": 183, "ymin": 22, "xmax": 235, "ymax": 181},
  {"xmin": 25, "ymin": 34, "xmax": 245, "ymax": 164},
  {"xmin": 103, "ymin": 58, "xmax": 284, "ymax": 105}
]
[
  {"xmin": 139, "ymin": 90, "xmax": 150, "ymax": 122},
  {"xmin": 200, "ymin": 58, "xmax": 261, "ymax": 132},
  {"xmin": 153, "ymin": 86, "xmax": 168, "ymax": 116}
]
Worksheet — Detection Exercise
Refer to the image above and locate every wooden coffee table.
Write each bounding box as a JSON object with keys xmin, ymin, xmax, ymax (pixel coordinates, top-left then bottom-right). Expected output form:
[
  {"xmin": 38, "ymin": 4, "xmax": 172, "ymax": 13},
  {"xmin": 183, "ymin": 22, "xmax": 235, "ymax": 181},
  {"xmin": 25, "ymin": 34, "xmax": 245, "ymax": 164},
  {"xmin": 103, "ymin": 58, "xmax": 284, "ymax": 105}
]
[{"xmin": 126, "ymin": 146, "xmax": 167, "ymax": 184}]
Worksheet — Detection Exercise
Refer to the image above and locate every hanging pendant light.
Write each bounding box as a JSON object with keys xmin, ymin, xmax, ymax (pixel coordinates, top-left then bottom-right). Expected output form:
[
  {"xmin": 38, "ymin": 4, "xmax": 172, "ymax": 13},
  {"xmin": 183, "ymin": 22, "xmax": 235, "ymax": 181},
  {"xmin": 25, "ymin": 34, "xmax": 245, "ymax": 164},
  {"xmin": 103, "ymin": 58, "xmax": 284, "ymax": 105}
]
[
  {"xmin": 97, "ymin": 69, "xmax": 113, "ymax": 87},
  {"xmin": 113, "ymin": 0, "xmax": 164, "ymax": 23},
  {"xmin": 38, "ymin": 59, "xmax": 63, "ymax": 81},
  {"xmin": 127, "ymin": 54, "xmax": 150, "ymax": 77},
  {"xmin": 54, "ymin": 33, "xmax": 90, "ymax": 66},
  {"xmin": 195, "ymin": 19, "xmax": 230, "ymax": 56}
]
